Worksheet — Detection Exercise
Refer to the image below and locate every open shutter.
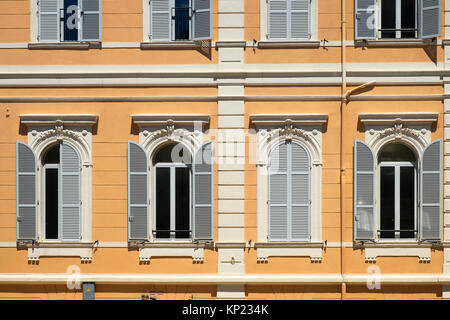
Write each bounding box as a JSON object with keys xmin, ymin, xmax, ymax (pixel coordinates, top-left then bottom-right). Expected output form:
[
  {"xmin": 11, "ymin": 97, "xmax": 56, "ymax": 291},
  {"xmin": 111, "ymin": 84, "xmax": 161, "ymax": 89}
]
[
  {"xmin": 354, "ymin": 140, "xmax": 376, "ymax": 241},
  {"xmin": 420, "ymin": 0, "xmax": 441, "ymax": 39},
  {"xmin": 16, "ymin": 142, "xmax": 38, "ymax": 240},
  {"xmin": 81, "ymin": 0, "xmax": 102, "ymax": 41},
  {"xmin": 291, "ymin": 0, "xmax": 310, "ymax": 39},
  {"xmin": 420, "ymin": 140, "xmax": 442, "ymax": 241},
  {"xmin": 128, "ymin": 142, "xmax": 149, "ymax": 241},
  {"xmin": 291, "ymin": 142, "xmax": 310, "ymax": 241},
  {"xmin": 268, "ymin": 0, "xmax": 288, "ymax": 39},
  {"xmin": 268, "ymin": 142, "xmax": 288, "ymax": 241},
  {"xmin": 193, "ymin": 141, "xmax": 214, "ymax": 241},
  {"xmin": 150, "ymin": 0, "xmax": 171, "ymax": 41},
  {"xmin": 38, "ymin": 0, "xmax": 60, "ymax": 42},
  {"xmin": 60, "ymin": 142, "xmax": 81, "ymax": 241},
  {"xmin": 193, "ymin": 0, "xmax": 212, "ymax": 40},
  {"xmin": 355, "ymin": 0, "xmax": 377, "ymax": 40}
]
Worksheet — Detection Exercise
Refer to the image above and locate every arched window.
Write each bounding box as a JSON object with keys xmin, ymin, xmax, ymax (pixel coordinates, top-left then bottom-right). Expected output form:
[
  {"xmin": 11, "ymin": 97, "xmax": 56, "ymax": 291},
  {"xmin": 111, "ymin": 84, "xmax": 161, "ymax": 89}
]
[
  {"xmin": 153, "ymin": 144, "xmax": 192, "ymax": 239},
  {"xmin": 377, "ymin": 143, "xmax": 417, "ymax": 239},
  {"xmin": 268, "ymin": 140, "xmax": 311, "ymax": 241}
]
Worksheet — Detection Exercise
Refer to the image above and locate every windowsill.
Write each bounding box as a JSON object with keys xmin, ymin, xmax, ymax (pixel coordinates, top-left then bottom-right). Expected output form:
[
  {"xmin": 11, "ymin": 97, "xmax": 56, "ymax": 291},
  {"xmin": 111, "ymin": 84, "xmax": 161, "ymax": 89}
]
[
  {"xmin": 254, "ymin": 242, "xmax": 323, "ymax": 262},
  {"xmin": 27, "ymin": 42, "xmax": 98, "ymax": 50},
  {"xmin": 356, "ymin": 39, "xmax": 437, "ymax": 48},
  {"xmin": 355, "ymin": 241, "xmax": 440, "ymax": 248},
  {"xmin": 140, "ymin": 41, "xmax": 204, "ymax": 50},
  {"xmin": 257, "ymin": 40, "xmax": 321, "ymax": 49},
  {"xmin": 17, "ymin": 241, "xmax": 94, "ymax": 248}
]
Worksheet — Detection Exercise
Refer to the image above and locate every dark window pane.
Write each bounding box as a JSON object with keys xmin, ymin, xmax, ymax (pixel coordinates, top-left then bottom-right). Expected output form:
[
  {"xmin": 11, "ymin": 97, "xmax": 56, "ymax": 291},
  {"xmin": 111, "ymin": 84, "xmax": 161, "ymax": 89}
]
[
  {"xmin": 400, "ymin": 166, "xmax": 415, "ymax": 238},
  {"xmin": 153, "ymin": 143, "xmax": 191, "ymax": 165},
  {"xmin": 45, "ymin": 168, "xmax": 59, "ymax": 239},
  {"xmin": 64, "ymin": 0, "xmax": 79, "ymax": 41},
  {"xmin": 43, "ymin": 145, "xmax": 60, "ymax": 165},
  {"xmin": 380, "ymin": 166, "xmax": 395, "ymax": 238},
  {"xmin": 174, "ymin": 0, "xmax": 190, "ymax": 40},
  {"xmin": 156, "ymin": 168, "xmax": 171, "ymax": 238},
  {"xmin": 378, "ymin": 143, "xmax": 416, "ymax": 163},
  {"xmin": 401, "ymin": 0, "xmax": 416, "ymax": 38},
  {"xmin": 175, "ymin": 167, "xmax": 190, "ymax": 238},
  {"xmin": 381, "ymin": 0, "xmax": 396, "ymax": 38}
]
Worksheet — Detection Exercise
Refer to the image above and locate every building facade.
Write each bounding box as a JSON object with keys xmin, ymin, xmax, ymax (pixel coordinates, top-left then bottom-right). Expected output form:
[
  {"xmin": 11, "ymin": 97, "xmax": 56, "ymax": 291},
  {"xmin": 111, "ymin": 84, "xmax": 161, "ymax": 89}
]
[{"xmin": 0, "ymin": 0, "xmax": 449, "ymax": 299}]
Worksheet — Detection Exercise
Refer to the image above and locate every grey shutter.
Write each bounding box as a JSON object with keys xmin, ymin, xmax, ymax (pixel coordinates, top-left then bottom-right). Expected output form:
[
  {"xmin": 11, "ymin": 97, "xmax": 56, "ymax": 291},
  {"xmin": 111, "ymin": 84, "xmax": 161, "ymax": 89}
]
[
  {"xmin": 38, "ymin": 0, "xmax": 60, "ymax": 42},
  {"xmin": 354, "ymin": 140, "xmax": 376, "ymax": 241},
  {"xmin": 193, "ymin": 141, "xmax": 214, "ymax": 241},
  {"xmin": 420, "ymin": 0, "xmax": 441, "ymax": 39},
  {"xmin": 60, "ymin": 142, "xmax": 81, "ymax": 241},
  {"xmin": 81, "ymin": 0, "xmax": 102, "ymax": 41},
  {"xmin": 355, "ymin": 0, "xmax": 377, "ymax": 40},
  {"xmin": 268, "ymin": 0, "xmax": 288, "ymax": 39},
  {"xmin": 291, "ymin": 0, "xmax": 310, "ymax": 39},
  {"xmin": 128, "ymin": 142, "xmax": 149, "ymax": 240},
  {"xmin": 269, "ymin": 142, "xmax": 288, "ymax": 240},
  {"xmin": 150, "ymin": 0, "xmax": 171, "ymax": 41},
  {"xmin": 16, "ymin": 142, "xmax": 38, "ymax": 240},
  {"xmin": 193, "ymin": 0, "xmax": 212, "ymax": 40},
  {"xmin": 420, "ymin": 139, "xmax": 442, "ymax": 241},
  {"xmin": 290, "ymin": 142, "xmax": 310, "ymax": 241}
]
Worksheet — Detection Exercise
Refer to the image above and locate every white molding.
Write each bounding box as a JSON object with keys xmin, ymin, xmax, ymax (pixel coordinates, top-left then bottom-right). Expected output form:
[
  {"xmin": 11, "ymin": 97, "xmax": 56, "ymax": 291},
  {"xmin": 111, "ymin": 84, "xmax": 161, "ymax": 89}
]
[
  {"xmin": 20, "ymin": 114, "xmax": 99, "ymax": 126},
  {"xmin": 132, "ymin": 114, "xmax": 210, "ymax": 126},
  {"xmin": 364, "ymin": 247, "xmax": 432, "ymax": 262},
  {"xmin": 27, "ymin": 247, "xmax": 92, "ymax": 262},
  {"xmin": 139, "ymin": 247, "xmax": 204, "ymax": 262},
  {"xmin": 359, "ymin": 113, "xmax": 439, "ymax": 126},
  {"xmin": 2, "ymin": 273, "xmax": 450, "ymax": 285},
  {"xmin": 256, "ymin": 247, "xmax": 322, "ymax": 262},
  {"xmin": 250, "ymin": 114, "xmax": 328, "ymax": 127}
]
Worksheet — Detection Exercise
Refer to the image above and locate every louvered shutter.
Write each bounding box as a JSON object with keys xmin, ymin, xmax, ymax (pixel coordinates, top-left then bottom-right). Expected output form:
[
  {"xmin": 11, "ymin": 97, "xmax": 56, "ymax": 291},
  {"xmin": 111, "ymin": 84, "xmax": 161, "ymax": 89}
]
[
  {"xmin": 291, "ymin": 142, "xmax": 310, "ymax": 241},
  {"xmin": 38, "ymin": 0, "xmax": 60, "ymax": 42},
  {"xmin": 60, "ymin": 142, "xmax": 81, "ymax": 241},
  {"xmin": 128, "ymin": 142, "xmax": 149, "ymax": 240},
  {"xmin": 16, "ymin": 142, "xmax": 38, "ymax": 240},
  {"xmin": 268, "ymin": 0, "xmax": 288, "ymax": 39},
  {"xmin": 81, "ymin": 0, "xmax": 102, "ymax": 41},
  {"xmin": 193, "ymin": 141, "xmax": 214, "ymax": 241},
  {"xmin": 420, "ymin": 140, "xmax": 442, "ymax": 241},
  {"xmin": 420, "ymin": 0, "xmax": 441, "ymax": 39},
  {"xmin": 291, "ymin": 0, "xmax": 310, "ymax": 39},
  {"xmin": 355, "ymin": 0, "xmax": 377, "ymax": 40},
  {"xmin": 269, "ymin": 142, "xmax": 288, "ymax": 240},
  {"xmin": 193, "ymin": 0, "xmax": 212, "ymax": 40},
  {"xmin": 150, "ymin": 0, "xmax": 171, "ymax": 41},
  {"xmin": 354, "ymin": 140, "xmax": 376, "ymax": 241}
]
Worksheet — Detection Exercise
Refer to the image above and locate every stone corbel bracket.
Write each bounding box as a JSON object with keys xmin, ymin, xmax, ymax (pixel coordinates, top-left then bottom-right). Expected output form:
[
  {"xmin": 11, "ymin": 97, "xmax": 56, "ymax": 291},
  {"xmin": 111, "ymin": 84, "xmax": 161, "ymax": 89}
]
[
  {"xmin": 364, "ymin": 247, "xmax": 431, "ymax": 262},
  {"xmin": 256, "ymin": 247, "xmax": 323, "ymax": 263},
  {"xmin": 27, "ymin": 248, "xmax": 93, "ymax": 262},
  {"xmin": 139, "ymin": 247, "xmax": 205, "ymax": 263}
]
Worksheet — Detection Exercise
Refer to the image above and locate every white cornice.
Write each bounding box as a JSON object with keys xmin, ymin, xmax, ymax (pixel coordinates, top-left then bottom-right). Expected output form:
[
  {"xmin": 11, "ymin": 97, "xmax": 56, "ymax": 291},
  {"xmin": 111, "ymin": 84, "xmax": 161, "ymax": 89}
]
[
  {"xmin": 250, "ymin": 114, "xmax": 328, "ymax": 127},
  {"xmin": 359, "ymin": 113, "xmax": 439, "ymax": 126},
  {"xmin": 132, "ymin": 114, "xmax": 210, "ymax": 126},
  {"xmin": 20, "ymin": 114, "xmax": 98, "ymax": 126}
]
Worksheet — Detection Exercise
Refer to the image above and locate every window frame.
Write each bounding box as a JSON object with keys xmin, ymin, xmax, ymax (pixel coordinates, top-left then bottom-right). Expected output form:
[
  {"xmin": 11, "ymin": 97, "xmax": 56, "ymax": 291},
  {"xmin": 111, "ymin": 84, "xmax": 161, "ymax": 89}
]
[
  {"xmin": 152, "ymin": 161, "xmax": 193, "ymax": 241},
  {"xmin": 378, "ymin": 0, "xmax": 418, "ymax": 39},
  {"xmin": 377, "ymin": 159, "xmax": 418, "ymax": 240},
  {"xmin": 260, "ymin": 0, "xmax": 317, "ymax": 41},
  {"xmin": 42, "ymin": 162, "xmax": 61, "ymax": 241}
]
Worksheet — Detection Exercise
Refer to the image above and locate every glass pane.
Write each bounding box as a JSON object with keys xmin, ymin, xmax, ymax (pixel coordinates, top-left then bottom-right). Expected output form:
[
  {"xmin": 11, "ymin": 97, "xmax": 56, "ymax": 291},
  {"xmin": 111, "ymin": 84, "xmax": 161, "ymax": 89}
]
[
  {"xmin": 381, "ymin": 0, "xmax": 396, "ymax": 38},
  {"xmin": 401, "ymin": 0, "xmax": 416, "ymax": 38},
  {"xmin": 175, "ymin": 167, "xmax": 190, "ymax": 238},
  {"xmin": 63, "ymin": 0, "xmax": 79, "ymax": 41},
  {"xmin": 378, "ymin": 143, "xmax": 416, "ymax": 163},
  {"xmin": 400, "ymin": 166, "xmax": 415, "ymax": 238},
  {"xmin": 155, "ymin": 168, "xmax": 171, "ymax": 238},
  {"xmin": 43, "ymin": 145, "xmax": 60, "ymax": 165},
  {"xmin": 380, "ymin": 166, "xmax": 395, "ymax": 238},
  {"xmin": 45, "ymin": 168, "xmax": 59, "ymax": 240},
  {"xmin": 153, "ymin": 143, "xmax": 191, "ymax": 164},
  {"xmin": 175, "ymin": 0, "xmax": 190, "ymax": 40}
]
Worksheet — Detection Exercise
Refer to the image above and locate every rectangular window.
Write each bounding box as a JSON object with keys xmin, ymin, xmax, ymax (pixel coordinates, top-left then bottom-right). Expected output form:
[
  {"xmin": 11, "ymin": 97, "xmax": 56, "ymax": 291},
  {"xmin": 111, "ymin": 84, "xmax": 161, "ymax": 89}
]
[
  {"xmin": 38, "ymin": 0, "xmax": 101, "ymax": 42},
  {"xmin": 267, "ymin": 0, "xmax": 311, "ymax": 40},
  {"xmin": 380, "ymin": 0, "xmax": 417, "ymax": 39}
]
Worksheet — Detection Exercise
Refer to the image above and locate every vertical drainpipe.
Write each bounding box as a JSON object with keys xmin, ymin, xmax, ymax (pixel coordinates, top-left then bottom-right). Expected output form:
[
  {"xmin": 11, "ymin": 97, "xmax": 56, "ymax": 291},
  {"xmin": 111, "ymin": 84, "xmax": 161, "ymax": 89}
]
[{"xmin": 340, "ymin": 0, "xmax": 347, "ymax": 301}]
